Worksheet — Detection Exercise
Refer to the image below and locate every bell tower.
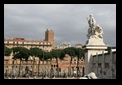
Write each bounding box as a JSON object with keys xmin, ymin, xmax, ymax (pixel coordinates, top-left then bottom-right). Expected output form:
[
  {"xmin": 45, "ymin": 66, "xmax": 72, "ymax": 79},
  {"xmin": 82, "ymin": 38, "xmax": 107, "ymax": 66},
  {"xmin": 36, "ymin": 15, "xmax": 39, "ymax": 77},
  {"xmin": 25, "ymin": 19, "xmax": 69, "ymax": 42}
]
[{"xmin": 45, "ymin": 29, "xmax": 55, "ymax": 49}]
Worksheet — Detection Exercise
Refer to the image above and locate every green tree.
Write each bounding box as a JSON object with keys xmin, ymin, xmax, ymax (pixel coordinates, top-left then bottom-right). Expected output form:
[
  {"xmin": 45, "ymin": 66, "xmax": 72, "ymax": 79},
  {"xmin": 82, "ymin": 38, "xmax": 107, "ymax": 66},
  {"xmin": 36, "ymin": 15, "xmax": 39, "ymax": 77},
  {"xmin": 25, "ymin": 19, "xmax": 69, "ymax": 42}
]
[
  {"xmin": 75, "ymin": 48, "xmax": 84, "ymax": 77},
  {"xmin": 61, "ymin": 47, "xmax": 76, "ymax": 77},
  {"xmin": 29, "ymin": 48, "xmax": 43, "ymax": 77},
  {"xmin": 60, "ymin": 47, "xmax": 84, "ymax": 77},
  {"xmin": 12, "ymin": 47, "xmax": 29, "ymax": 77},
  {"xmin": 43, "ymin": 51, "xmax": 53, "ymax": 77},
  {"xmin": 51, "ymin": 49, "xmax": 62, "ymax": 77},
  {"xmin": 4, "ymin": 45, "xmax": 12, "ymax": 56},
  {"xmin": 11, "ymin": 47, "xmax": 21, "ymax": 77},
  {"xmin": 35, "ymin": 49, "xmax": 43, "ymax": 77}
]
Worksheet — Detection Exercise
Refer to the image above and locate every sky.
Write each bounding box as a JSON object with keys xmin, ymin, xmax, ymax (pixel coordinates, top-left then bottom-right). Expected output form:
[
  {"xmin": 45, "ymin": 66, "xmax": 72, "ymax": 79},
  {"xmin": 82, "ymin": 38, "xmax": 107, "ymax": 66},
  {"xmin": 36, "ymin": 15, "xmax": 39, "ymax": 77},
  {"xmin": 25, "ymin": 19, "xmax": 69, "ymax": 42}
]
[{"xmin": 4, "ymin": 4, "xmax": 116, "ymax": 47}]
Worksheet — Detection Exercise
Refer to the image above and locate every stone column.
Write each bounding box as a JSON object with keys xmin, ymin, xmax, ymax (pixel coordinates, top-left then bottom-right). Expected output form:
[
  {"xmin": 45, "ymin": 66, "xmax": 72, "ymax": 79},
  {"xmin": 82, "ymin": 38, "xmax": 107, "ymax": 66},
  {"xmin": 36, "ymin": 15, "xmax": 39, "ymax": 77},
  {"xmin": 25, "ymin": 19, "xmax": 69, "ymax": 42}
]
[
  {"xmin": 110, "ymin": 49, "xmax": 112, "ymax": 79},
  {"xmin": 102, "ymin": 51, "xmax": 105, "ymax": 79},
  {"xmin": 96, "ymin": 52, "xmax": 98, "ymax": 76}
]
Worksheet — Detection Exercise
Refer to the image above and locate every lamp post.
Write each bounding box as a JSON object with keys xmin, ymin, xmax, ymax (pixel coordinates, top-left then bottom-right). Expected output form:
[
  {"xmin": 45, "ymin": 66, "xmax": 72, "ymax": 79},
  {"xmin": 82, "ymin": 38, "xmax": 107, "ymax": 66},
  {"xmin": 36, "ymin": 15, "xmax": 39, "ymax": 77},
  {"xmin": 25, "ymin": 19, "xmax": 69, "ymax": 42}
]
[{"xmin": 42, "ymin": 50, "xmax": 44, "ymax": 79}]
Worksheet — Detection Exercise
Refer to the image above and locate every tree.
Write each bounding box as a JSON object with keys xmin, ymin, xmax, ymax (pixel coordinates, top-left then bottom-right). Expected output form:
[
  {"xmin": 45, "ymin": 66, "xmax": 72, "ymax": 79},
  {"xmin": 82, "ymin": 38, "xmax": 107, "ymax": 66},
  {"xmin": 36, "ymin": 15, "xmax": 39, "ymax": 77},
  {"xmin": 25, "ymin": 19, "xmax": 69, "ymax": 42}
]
[
  {"xmin": 43, "ymin": 51, "xmax": 53, "ymax": 77},
  {"xmin": 51, "ymin": 49, "xmax": 62, "ymax": 77},
  {"xmin": 4, "ymin": 45, "xmax": 12, "ymax": 56},
  {"xmin": 60, "ymin": 47, "xmax": 84, "ymax": 77},
  {"xmin": 12, "ymin": 47, "xmax": 29, "ymax": 77},
  {"xmin": 60, "ymin": 47, "xmax": 76, "ymax": 77},
  {"xmin": 29, "ymin": 48, "xmax": 43, "ymax": 77},
  {"xmin": 75, "ymin": 48, "xmax": 84, "ymax": 77},
  {"xmin": 35, "ymin": 49, "xmax": 43, "ymax": 77},
  {"xmin": 11, "ymin": 47, "xmax": 21, "ymax": 77}
]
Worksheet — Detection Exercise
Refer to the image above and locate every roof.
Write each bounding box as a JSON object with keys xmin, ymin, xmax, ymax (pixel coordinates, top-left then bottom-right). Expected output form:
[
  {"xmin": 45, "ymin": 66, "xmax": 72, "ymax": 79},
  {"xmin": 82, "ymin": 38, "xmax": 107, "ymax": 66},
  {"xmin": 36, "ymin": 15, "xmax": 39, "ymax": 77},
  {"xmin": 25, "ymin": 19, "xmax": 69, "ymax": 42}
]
[
  {"xmin": 4, "ymin": 38, "xmax": 50, "ymax": 43},
  {"xmin": 75, "ymin": 44, "xmax": 82, "ymax": 46}
]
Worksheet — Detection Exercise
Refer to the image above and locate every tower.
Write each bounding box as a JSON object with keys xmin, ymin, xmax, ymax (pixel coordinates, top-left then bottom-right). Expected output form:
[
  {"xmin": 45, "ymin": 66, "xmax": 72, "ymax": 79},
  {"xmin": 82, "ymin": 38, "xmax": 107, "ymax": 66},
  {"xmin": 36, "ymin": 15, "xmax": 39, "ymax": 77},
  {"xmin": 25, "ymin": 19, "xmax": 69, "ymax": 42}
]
[{"xmin": 45, "ymin": 29, "xmax": 55, "ymax": 49}]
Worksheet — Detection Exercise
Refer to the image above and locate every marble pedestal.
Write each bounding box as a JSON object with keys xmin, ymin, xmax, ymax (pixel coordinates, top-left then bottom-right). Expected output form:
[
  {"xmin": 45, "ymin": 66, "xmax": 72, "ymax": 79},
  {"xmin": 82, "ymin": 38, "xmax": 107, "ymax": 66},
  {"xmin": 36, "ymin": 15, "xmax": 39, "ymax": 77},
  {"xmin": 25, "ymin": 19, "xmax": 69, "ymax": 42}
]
[{"xmin": 84, "ymin": 37, "xmax": 107, "ymax": 75}]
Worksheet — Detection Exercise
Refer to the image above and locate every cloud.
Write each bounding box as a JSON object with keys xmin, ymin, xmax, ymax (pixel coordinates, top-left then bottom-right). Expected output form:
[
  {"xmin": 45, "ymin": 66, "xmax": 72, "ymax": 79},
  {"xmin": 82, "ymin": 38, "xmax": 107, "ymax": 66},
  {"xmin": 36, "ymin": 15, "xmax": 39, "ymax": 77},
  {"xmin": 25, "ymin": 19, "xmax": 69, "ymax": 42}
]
[{"xmin": 4, "ymin": 4, "xmax": 116, "ymax": 47}]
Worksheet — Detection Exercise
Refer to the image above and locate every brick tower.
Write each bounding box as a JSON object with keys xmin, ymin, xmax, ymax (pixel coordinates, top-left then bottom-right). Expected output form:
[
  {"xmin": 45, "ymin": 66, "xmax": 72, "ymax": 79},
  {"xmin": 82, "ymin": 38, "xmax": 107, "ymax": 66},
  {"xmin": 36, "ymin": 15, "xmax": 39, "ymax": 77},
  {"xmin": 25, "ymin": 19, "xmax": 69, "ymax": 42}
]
[{"xmin": 45, "ymin": 29, "xmax": 55, "ymax": 49}]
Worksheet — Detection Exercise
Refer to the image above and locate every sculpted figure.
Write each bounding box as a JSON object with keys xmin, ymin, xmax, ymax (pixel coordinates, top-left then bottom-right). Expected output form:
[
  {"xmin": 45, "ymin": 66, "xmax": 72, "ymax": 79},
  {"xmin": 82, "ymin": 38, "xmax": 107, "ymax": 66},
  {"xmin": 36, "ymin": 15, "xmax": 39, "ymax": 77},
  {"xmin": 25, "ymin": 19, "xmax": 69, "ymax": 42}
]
[
  {"xmin": 87, "ymin": 14, "xmax": 96, "ymax": 28},
  {"xmin": 94, "ymin": 24, "xmax": 103, "ymax": 39},
  {"xmin": 87, "ymin": 14, "xmax": 96, "ymax": 37}
]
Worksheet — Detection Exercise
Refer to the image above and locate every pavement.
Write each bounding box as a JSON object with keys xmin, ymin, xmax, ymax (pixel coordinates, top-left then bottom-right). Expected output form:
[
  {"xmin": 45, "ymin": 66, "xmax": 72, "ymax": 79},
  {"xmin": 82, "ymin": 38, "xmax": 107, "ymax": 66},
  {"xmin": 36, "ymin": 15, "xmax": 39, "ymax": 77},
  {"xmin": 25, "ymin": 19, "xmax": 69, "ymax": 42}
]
[{"xmin": 5, "ymin": 77, "xmax": 78, "ymax": 79}]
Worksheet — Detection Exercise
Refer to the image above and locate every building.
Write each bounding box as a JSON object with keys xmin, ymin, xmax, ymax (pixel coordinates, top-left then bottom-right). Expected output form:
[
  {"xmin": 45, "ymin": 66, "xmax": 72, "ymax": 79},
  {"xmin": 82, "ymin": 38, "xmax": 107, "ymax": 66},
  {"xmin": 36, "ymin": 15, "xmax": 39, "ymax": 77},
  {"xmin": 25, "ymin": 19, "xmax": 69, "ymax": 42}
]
[
  {"xmin": 58, "ymin": 42, "xmax": 71, "ymax": 49},
  {"xmin": 75, "ymin": 44, "xmax": 83, "ymax": 48},
  {"xmin": 4, "ymin": 29, "xmax": 55, "ymax": 52},
  {"xmin": 4, "ymin": 54, "xmax": 84, "ymax": 77},
  {"xmin": 4, "ymin": 29, "xmax": 85, "ymax": 77}
]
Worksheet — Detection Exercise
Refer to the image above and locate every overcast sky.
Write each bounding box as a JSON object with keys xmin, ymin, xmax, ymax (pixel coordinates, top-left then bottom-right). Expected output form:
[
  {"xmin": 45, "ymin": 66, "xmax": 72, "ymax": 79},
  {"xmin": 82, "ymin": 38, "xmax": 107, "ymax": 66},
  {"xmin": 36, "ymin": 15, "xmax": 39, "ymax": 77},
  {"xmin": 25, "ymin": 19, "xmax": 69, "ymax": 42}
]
[{"xmin": 4, "ymin": 4, "xmax": 116, "ymax": 47}]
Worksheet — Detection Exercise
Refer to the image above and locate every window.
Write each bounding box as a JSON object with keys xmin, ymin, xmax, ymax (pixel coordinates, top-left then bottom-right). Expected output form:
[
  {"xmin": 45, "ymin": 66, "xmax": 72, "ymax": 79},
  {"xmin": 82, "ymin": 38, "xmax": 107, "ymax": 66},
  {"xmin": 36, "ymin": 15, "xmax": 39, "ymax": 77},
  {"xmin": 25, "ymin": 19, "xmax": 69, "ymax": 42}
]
[
  {"xmin": 18, "ymin": 42, "xmax": 22, "ymax": 44},
  {"xmin": 81, "ymin": 59, "xmax": 84, "ymax": 61},
  {"xmin": 59, "ymin": 68, "xmax": 61, "ymax": 71},
  {"xmin": 103, "ymin": 71, "xmax": 106, "ymax": 75},
  {"xmin": 9, "ymin": 41, "xmax": 13, "ymax": 44},
  {"xmin": 56, "ymin": 65, "xmax": 58, "ymax": 67},
  {"xmin": 98, "ymin": 63, "xmax": 101, "ymax": 68},
  {"xmin": 92, "ymin": 63, "xmax": 96, "ymax": 68},
  {"xmin": 105, "ymin": 63, "xmax": 109, "ymax": 68}
]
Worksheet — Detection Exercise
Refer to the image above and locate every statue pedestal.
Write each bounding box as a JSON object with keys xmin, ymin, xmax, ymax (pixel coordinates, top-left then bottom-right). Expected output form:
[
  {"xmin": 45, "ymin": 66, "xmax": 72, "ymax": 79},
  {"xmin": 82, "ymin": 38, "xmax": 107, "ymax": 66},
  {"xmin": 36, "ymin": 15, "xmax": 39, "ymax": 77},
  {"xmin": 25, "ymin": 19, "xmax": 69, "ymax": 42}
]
[
  {"xmin": 84, "ymin": 37, "xmax": 107, "ymax": 75},
  {"xmin": 84, "ymin": 14, "xmax": 108, "ymax": 76},
  {"xmin": 86, "ymin": 35, "xmax": 105, "ymax": 45}
]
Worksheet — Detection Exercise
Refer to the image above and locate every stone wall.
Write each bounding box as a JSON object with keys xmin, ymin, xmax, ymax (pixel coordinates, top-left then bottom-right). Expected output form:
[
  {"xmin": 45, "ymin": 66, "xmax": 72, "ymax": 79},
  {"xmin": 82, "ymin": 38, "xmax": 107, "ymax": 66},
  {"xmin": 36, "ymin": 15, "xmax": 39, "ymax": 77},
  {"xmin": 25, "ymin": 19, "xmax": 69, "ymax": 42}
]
[{"xmin": 90, "ymin": 49, "xmax": 116, "ymax": 79}]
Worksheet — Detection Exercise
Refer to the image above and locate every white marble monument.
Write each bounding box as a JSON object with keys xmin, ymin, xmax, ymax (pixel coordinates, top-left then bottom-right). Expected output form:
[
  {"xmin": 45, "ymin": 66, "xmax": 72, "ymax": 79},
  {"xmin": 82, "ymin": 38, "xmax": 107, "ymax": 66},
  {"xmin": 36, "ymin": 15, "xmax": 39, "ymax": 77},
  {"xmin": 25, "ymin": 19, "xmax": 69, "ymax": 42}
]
[{"xmin": 84, "ymin": 14, "xmax": 107, "ymax": 75}]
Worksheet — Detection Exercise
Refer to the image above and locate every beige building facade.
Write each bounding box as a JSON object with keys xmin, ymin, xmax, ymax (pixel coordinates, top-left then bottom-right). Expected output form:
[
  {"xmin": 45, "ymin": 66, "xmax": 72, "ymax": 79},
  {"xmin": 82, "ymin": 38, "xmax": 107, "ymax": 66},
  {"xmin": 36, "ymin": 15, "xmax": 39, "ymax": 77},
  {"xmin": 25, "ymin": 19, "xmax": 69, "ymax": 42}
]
[
  {"xmin": 4, "ymin": 54, "xmax": 84, "ymax": 77},
  {"xmin": 4, "ymin": 29, "xmax": 55, "ymax": 52}
]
